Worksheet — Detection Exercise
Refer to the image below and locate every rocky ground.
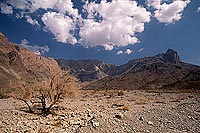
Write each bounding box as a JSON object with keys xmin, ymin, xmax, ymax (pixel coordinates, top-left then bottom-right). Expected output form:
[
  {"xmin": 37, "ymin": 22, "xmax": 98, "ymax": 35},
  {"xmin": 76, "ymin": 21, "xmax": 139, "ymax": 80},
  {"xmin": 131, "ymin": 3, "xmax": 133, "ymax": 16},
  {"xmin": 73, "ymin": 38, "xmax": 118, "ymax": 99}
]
[{"xmin": 0, "ymin": 90, "xmax": 200, "ymax": 133}]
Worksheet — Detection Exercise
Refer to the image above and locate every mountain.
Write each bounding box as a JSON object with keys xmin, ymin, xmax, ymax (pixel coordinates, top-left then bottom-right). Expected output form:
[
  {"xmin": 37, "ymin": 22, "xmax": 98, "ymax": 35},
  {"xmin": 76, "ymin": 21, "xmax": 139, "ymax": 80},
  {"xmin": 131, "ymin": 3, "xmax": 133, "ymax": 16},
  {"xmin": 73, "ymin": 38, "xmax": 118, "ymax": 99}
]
[
  {"xmin": 56, "ymin": 59, "xmax": 115, "ymax": 82},
  {"xmin": 57, "ymin": 49, "xmax": 199, "ymax": 82},
  {"xmin": 0, "ymin": 32, "xmax": 62, "ymax": 98},
  {"xmin": 82, "ymin": 49, "xmax": 200, "ymax": 90},
  {"xmin": 161, "ymin": 70, "xmax": 200, "ymax": 90}
]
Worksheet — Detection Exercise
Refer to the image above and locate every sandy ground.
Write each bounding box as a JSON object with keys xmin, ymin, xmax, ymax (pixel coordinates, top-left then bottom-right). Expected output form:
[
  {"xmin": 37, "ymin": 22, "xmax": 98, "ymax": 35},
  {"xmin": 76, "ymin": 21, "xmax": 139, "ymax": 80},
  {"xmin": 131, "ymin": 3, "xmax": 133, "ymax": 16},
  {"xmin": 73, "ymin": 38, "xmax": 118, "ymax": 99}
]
[{"xmin": 0, "ymin": 90, "xmax": 200, "ymax": 133}]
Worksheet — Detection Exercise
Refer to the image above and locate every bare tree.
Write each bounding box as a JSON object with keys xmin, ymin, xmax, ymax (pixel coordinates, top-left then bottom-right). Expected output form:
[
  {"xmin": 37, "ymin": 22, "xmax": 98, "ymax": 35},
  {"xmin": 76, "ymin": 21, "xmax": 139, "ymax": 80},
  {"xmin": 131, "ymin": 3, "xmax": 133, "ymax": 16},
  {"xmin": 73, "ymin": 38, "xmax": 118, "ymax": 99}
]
[{"xmin": 16, "ymin": 72, "xmax": 73, "ymax": 115}]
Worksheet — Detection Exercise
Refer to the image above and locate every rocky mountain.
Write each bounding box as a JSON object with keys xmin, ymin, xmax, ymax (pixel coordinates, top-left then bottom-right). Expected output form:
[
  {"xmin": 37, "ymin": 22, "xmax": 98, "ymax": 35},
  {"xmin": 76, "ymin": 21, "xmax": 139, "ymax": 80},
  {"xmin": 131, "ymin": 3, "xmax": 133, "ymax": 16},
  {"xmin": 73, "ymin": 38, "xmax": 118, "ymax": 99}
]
[
  {"xmin": 81, "ymin": 49, "xmax": 200, "ymax": 90},
  {"xmin": 56, "ymin": 59, "xmax": 115, "ymax": 82},
  {"xmin": 57, "ymin": 49, "xmax": 200, "ymax": 84},
  {"xmin": 161, "ymin": 70, "xmax": 200, "ymax": 90},
  {"xmin": 0, "ymin": 32, "xmax": 62, "ymax": 98}
]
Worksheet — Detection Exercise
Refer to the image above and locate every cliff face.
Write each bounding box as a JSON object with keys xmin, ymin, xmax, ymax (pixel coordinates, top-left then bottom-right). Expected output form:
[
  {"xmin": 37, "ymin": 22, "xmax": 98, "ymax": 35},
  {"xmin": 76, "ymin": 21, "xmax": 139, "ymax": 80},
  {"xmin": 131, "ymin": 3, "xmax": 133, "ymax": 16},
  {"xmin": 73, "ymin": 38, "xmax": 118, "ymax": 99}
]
[
  {"xmin": 0, "ymin": 33, "xmax": 62, "ymax": 97},
  {"xmin": 57, "ymin": 59, "xmax": 114, "ymax": 82}
]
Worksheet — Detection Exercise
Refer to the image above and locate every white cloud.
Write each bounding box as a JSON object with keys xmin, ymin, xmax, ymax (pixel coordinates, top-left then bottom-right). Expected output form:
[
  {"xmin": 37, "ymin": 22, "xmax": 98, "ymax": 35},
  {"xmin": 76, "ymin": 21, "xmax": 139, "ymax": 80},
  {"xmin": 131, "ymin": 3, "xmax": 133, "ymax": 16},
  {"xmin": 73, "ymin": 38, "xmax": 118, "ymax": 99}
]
[
  {"xmin": 147, "ymin": 0, "xmax": 190, "ymax": 24},
  {"xmin": 41, "ymin": 12, "xmax": 77, "ymax": 44},
  {"xmin": 147, "ymin": 0, "xmax": 161, "ymax": 9},
  {"xmin": 20, "ymin": 39, "xmax": 49, "ymax": 55},
  {"xmin": 104, "ymin": 43, "xmax": 114, "ymax": 51},
  {"xmin": 80, "ymin": 0, "xmax": 151, "ymax": 50},
  {"xmin": 6, "ymin": 0, "xmax": 79, "ymax": 15},
  {"xmin": 117, "ymin": 50, "xmax": 123, "ymax": 55},
  {"xmin": 6, "ymin": 0, "xmax": 30, "ymax": 10},
  {"xmin": 2, "ymin": 0, "xmax": 152, "ymax": 50},
  {"xmin": 25, "ymin": 16, "xmax": 40, "ymax": 27},
  {"xmin": 138, "ymin": 48, "xmax": 144, "ymax": 52},
  {"xmin": 55, "ymin": 0, "xmax": 79, "ymax": 17},
  {"xmin": 0, "ymin": 3, "xmax": 13, "ymax": 14},
  {"xmin": 124, "ymin": 49, "xmax": 133, "ymax": 55},
  {"xmin": 197, "ymin": 7, "xmax": 200, "ymax": 13}
]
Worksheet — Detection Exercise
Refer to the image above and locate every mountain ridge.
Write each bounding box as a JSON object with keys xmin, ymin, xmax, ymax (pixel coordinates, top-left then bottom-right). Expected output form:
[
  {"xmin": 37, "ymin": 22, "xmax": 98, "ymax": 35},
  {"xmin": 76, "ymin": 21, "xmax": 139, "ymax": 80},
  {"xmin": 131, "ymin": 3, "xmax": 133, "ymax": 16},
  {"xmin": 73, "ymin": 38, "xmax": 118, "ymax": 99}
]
[
  {"xmin": 57, "ymin": 48, "xmax": 199, "ymax": 83},
  {"xmin": 56, "ymin": 48, "xmax": 200, "ymax": 90}
]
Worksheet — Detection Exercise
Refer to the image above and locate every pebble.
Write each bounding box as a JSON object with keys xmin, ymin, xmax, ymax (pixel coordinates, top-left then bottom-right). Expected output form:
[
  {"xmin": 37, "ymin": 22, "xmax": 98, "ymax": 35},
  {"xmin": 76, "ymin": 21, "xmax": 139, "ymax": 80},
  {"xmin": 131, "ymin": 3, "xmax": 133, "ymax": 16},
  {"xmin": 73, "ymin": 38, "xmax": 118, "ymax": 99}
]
[
  {"xmin": 147, "ymin": 121, "xmax": 153, "ymax": 125},
  {"xmin": 115, "ymin": 112, "xmax": 123, "ymax": 119},
  {"xmin": 92, "ymin": 121, "xmax": 100, "ymax": 127},
  {"xmin": 139, "ymin": 116, "xmax": 144, "ymax": 121}
]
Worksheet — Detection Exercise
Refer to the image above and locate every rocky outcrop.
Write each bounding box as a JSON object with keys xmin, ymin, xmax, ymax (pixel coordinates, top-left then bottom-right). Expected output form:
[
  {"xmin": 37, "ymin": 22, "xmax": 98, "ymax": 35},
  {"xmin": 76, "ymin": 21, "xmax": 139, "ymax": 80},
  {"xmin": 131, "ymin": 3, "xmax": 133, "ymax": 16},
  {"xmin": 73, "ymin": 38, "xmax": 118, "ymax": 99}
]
[
  {"xmin": 163, "ymin": 49, "xmax": 181, "ymax": 64},
  {"xmin": 57, "ymin": 59, "xmax": 114, "ymax": 82}
]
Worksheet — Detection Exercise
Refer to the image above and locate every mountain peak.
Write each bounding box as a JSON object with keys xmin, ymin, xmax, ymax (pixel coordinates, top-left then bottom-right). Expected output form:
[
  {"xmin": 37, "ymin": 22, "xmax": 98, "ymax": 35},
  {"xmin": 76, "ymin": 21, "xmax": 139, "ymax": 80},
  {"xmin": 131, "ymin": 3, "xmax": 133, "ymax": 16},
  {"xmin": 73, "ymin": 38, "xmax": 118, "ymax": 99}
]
[{"xmin": 163, "ymin": 49, "xmax": 181, "ymax": 64}]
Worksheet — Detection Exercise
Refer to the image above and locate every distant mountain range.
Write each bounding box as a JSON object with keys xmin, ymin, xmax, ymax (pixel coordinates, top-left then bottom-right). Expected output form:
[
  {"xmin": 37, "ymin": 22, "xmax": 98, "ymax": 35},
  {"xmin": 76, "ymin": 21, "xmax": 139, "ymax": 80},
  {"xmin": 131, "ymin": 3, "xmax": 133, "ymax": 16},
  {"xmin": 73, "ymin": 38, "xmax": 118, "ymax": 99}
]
[
  {"xmin": 57, "ymin": 49, "xmax": 200, "ymax": 90},
  {"xmin": 0, "ymin": 32, "xmax": 199, "ymax": 96}
]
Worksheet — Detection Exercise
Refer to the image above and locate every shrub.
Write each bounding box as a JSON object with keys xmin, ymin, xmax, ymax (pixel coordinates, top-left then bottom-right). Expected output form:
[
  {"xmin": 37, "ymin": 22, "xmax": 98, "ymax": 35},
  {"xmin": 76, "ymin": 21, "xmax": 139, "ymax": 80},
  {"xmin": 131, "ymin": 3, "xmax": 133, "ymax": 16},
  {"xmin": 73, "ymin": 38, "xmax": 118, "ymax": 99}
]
[{"xmin": 16, "ymin": 72, "xmax": 76, "ymax": 115}]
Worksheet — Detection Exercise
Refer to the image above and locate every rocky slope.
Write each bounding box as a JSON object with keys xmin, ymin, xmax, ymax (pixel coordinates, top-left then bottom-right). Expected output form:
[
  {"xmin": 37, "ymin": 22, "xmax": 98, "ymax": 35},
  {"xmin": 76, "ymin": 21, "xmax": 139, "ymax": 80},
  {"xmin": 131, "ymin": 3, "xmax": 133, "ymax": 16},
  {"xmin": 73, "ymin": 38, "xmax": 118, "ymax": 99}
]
[
  {"xmin": 83, "ymin": 49, "xmax": 200, "ymax": 90},
  {"xmin": 56, "ymin": 59, "xmax": 115, "ymax": 82},
  {"xmin": 0, "ymin": 32, "xmax": 62, "ymax": 98},
  {"xmin": 161, "ymin": 70, "xmax": 200, "ymax": 90}
]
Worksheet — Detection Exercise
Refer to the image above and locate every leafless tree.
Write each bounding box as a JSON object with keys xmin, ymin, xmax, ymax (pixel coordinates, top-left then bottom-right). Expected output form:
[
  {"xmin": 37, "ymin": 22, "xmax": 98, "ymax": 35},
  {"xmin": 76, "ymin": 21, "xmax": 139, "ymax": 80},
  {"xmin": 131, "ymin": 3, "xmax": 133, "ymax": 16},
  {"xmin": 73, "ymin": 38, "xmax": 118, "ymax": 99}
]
[{"xmin": 16, "ymin": 72, "xmax": 73, "ymax": 115}]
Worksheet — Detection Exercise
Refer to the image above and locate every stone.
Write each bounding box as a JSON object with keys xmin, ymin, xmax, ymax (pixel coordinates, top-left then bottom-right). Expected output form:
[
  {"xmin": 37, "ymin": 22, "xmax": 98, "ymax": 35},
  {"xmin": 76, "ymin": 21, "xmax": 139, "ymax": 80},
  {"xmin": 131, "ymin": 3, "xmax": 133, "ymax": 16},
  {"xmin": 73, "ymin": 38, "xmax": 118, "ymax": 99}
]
[
  {"xmin": 115, "ymin": 112, "xmax": 123, "ymax": 119},
  {"xmin": 147, "ymin": 121, "xmax": 153, "ymax": 125},
  {"xmin": 69, "ymin": 119, "xmax": 81, "ymax": 125},
  {"xmin": 139, "ymin": 116, "xmax": 144, "ymax": 121},
  {"xmin": 92, "ymin": 121, "xmax": 100, "ymax": 127}
]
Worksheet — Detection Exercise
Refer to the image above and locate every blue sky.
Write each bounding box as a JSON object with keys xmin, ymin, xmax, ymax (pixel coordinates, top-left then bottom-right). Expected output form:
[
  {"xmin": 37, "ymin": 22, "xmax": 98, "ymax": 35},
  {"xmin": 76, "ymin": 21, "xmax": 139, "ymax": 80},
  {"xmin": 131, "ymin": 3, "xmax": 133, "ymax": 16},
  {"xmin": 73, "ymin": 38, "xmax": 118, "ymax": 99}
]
[{"xmin": 0, "ymin": 0, "xmax": 200, "ymax": 65}]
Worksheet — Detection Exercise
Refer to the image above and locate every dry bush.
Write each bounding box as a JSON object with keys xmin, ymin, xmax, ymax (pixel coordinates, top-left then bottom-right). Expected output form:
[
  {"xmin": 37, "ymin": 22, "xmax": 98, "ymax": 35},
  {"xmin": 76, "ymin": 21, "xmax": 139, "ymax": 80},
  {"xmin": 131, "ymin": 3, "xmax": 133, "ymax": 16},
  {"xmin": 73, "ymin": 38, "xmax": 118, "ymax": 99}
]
[{"xmin": 14, "ymin": 72, "xmax": 79, "ymax": 115}]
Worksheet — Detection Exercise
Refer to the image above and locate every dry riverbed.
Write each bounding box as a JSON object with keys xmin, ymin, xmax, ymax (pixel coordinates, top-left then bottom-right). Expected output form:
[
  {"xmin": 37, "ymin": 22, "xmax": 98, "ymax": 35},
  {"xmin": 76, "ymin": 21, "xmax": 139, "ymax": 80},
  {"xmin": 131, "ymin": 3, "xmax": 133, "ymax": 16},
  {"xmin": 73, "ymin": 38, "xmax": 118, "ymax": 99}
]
[{"xmin": 0, "ymin": 90, "xmax": 200, "ymax": 133}]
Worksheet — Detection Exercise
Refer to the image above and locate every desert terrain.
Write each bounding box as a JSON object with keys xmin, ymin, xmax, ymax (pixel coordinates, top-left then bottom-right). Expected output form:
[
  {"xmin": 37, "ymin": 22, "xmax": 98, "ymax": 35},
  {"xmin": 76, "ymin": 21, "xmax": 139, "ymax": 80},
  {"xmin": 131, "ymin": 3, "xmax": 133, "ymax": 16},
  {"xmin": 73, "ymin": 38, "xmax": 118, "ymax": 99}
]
[
  {"xmin": 0, "ymin": 33, "xmax": 200, "ymax": 133},
  {"xmin": 0, "ymin": 89, "xmax": 200, "ymax": 133}
]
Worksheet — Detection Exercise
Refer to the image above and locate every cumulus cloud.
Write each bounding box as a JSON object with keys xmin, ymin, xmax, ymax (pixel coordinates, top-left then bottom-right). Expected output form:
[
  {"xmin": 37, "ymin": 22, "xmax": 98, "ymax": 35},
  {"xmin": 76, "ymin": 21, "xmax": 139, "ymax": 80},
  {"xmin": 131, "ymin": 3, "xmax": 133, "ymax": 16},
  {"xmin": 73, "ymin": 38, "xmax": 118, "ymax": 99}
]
[
  {"xmin": 41, "ymin": 12, "xmax": 77, "ymax": 44},
  {"xmin": 80, "ymin": 0, "xmax": 151, "ymax": 50},
  {"xmin": 25, "ymin": 16, "xmax": 40, "ymax": 27},
  {"xmin": 5, "ymin": 0, "xmax": 79, "ymax": 15},
  {"xmin": 19, "ymin": 39, "xmax": 49, "ymax": 55},
  {"xmin": 1, "ymin": 0, "xmax": 193, "ymax": 51},
  {"xmin": 6, "ymin": 0, "xmax": 30, "ymax": 10},
  {"xmin": 104, "ymin": 43, "xmax": 114, "ymax": 51},
  {"xmin": 0, "ymin": 3, "xmax": 13, "ymax": 14},
  {"xmin": 147, "ymin": 0, "xmax": 160, "ymax": 9},
  {"xmin": 147, "ymin": 0, "xmax": 190, "ymax": 24},
  {"xmin": 124, "ymin": 49, "xmax": 133, "ymax": 55},
  {"xmin": 1, "ymin": 0, "xmax": 152, "ymax": 50}
]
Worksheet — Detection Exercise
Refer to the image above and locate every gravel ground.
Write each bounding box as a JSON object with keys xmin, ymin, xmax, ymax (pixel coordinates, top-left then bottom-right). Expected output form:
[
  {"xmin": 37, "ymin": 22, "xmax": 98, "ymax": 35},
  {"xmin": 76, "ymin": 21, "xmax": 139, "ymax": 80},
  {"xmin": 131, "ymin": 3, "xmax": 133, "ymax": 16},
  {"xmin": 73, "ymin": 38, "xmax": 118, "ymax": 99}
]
[{"xmin": 0, "ymin": 90, "xmax": 200, "ymax": 133}]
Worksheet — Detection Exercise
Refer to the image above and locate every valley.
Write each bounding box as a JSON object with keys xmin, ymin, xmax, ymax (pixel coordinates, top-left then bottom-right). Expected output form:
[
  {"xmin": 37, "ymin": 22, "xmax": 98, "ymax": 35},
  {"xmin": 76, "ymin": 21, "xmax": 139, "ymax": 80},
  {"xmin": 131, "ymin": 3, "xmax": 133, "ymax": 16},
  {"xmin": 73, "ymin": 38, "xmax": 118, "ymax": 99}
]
[{"xmin": 0, "ymin": 32, "xmax": 199, "ymax": 132}]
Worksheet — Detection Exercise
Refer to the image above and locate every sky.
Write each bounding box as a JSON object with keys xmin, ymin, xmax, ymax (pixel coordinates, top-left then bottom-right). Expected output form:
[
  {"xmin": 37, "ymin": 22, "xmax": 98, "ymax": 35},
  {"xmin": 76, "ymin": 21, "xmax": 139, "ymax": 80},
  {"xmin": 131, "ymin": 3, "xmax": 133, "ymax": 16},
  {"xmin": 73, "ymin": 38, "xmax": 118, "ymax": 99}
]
[{"xmin": 0, "ymin": 0, "xmax": 200, "ymax": 66}]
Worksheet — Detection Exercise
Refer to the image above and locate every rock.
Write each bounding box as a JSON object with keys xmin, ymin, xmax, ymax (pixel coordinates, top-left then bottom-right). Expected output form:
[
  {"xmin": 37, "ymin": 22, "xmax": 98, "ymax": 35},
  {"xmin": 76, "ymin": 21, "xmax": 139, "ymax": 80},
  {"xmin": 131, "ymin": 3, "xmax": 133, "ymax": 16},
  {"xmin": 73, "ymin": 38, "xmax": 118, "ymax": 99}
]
[
  {"xmin": 147, "ymin": 121, "xmax": 153, "ymax": 125},
  {"xmin": 69, "ymin": 119, "xmax": 81, "ymax": 125},
  {"xmin": 139, "ymin": 116, "xmax": 144, "ymax": 121},
  {"xmin": 115, "ymin": 112, "xmax": 123, "ymax": 119},
  {"xmin": 92, "ymin": 121, "xmax": 100, "ymax": 127}
]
